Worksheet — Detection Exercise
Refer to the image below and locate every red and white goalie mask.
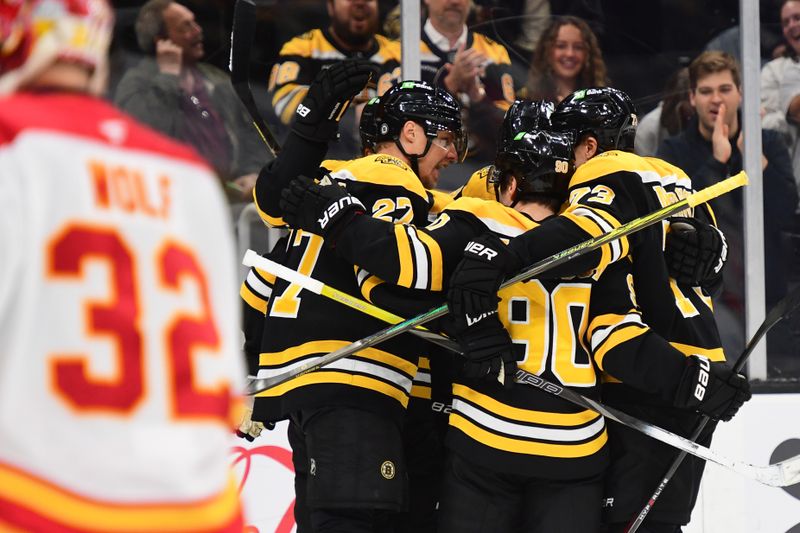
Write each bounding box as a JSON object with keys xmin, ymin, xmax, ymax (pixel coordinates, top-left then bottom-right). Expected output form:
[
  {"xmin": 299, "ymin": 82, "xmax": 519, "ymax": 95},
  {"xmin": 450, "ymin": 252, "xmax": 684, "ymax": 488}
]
[{"xmin": 0, "ymin": 0, "xmax": 112, "ymax": 94}]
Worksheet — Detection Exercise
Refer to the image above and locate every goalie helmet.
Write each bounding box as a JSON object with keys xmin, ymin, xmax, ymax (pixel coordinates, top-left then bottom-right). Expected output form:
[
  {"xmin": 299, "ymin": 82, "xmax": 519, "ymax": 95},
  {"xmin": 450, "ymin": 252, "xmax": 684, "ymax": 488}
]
[
  {"xmin": 493, "ymin": 129, "xmax": 575, "ymax": 203},
  {"xmin": 365, "ymin": 80, "xmax": 467, "ymax": 162},
  {"xmin": 0, "ymin": 0, "xmax": 113, "ymax": 94},
  {"xmin": 550, "ymin": 87, "xmax": 638, "ymax": 153}
]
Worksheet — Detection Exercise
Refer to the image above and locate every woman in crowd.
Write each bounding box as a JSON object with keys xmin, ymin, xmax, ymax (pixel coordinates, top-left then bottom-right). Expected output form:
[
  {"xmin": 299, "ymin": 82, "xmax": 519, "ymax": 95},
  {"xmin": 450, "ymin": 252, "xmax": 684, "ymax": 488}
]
[{"xmin": 522, "ymin": 15, "xmax": 608, "ymax": 104}]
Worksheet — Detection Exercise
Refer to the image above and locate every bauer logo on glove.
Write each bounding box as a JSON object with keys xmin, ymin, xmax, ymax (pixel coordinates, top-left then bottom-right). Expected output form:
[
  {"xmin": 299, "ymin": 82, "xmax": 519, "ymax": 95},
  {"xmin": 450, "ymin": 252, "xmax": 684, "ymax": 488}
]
[
  {"xmin": 318, "ymin": 194, "xmax": 365, "ymax": 230},
  {"xmin": 464, "ymin": 240, "xmax": 499, "ymax": 260}
]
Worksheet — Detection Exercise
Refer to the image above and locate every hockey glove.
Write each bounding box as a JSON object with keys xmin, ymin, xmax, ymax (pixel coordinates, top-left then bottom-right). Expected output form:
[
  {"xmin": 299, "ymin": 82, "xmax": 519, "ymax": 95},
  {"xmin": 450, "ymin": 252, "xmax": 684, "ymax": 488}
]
[
  {"xmin": 673, "ymin": 355, "xmax": 751, "ymax": 422},
  {"xmin": 291, "ymin": 59, "xmax": 375, "ymax": 143},
  {"xmin": 236, "ymin": 405, "xmax": 275, "ymax": 442},
  {"xmin": 665, "ymin": 217, "xmax": 727, "ymax": 287},
  {"xmin": 280, "ymin": 175, "xmax": 365, "ymax": 245},
  {"xmin": 447, "ymin": 232, "xmax": 523, "ymax": 332},
  {"xmin": 457, "ymin": 315, "xmax": 518, "ymax": 388}
]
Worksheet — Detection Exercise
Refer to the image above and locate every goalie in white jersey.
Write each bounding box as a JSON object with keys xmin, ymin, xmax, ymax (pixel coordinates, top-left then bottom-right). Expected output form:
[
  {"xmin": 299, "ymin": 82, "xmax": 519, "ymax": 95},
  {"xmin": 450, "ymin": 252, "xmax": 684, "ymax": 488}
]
[{"xmin": 0, "ymin": 1, "xmax": 246, "ymax": 531}]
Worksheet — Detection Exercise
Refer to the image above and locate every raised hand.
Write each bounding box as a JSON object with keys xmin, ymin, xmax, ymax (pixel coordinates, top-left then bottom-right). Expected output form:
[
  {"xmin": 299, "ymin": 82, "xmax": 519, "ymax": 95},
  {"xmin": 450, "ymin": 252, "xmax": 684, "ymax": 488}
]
[
  {"xmin": 291, "ymin": 59, "xmax": 376, "ymax": 143},
  {"xmin": 155, "ymin": 39, "xmax": 182, "ymax": 76},
  {"xmin": 711, "ymin": 102, "xmax": 732, "ymax": 163}
]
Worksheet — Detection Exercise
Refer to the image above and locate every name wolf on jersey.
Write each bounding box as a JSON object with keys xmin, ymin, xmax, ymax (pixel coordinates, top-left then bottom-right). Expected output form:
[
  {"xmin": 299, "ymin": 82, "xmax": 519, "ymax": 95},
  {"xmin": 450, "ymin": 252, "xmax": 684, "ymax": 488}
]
[
  {"xmin": 90, "ymin": 159, "xmax": 172, "ymax": 219},
  {"xmin": 317, "ymin": 195, "xmax": 365, "ymax": 228}
]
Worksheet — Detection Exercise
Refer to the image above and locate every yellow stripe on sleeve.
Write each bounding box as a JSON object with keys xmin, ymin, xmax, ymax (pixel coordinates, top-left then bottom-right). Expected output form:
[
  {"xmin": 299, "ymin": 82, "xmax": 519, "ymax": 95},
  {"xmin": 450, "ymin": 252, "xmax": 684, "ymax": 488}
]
[{"xmin": 592, "ymin": 324, "xmax": 648, "ymax": 370}]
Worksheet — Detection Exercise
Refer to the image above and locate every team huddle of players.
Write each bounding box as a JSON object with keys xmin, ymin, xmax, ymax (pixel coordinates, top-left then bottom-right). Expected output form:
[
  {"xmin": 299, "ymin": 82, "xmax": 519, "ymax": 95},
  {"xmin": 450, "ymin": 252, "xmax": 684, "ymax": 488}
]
[{"xmin": 241, "ymin": 60, "xmax": 751, "ymax": 533}]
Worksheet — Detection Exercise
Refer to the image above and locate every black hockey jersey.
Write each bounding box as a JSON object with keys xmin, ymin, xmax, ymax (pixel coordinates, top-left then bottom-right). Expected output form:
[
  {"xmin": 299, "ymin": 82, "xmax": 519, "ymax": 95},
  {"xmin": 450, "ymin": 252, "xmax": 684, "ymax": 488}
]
[
  {"xmin": 269, "ymin": 28, "xmax": 401, "ymax": 125},
  {"xmin": 252, "ymin": 154, "xmax": 433, "ymax": 424}
]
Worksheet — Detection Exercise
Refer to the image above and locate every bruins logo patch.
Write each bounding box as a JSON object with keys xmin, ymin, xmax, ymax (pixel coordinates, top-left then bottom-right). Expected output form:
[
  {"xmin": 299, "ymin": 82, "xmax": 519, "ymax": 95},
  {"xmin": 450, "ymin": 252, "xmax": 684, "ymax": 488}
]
[{"xmin": 380, "ymin": 460, "xmax": 396, "ymax": 479}]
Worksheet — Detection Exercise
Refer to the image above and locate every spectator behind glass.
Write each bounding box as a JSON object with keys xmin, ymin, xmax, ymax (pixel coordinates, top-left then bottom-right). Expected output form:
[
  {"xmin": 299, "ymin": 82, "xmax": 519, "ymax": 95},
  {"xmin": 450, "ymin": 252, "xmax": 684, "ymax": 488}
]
[
  {"xmin": 657, "ymin": 51, "xmax": 798, "ymax": 357},
  {"xmin": 419, "ymin": 0, "xmax": 520, "ymax": 188},
  {"xmin": 762, "ymin": 0, "xmax": 800, "ymax": 197},
  {"xmin": 268, "ymin": 0, "xmax": 401, "ymax": 159},
  {"xmin": 521, "ymin": 15, "xmax": 608, "ymax": 105},
  {"xmin": 114, "ymin": 0, "xmax": 268, "ymax": 200},
  {"xmin": 634, "ymin": 67, "xmax": 694, "ymax": 157}
]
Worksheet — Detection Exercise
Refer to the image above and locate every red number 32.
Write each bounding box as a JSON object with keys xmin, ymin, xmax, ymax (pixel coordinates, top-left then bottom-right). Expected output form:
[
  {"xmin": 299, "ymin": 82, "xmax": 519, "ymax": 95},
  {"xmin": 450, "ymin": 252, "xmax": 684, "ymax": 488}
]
[{"xmin": 46, "ymin": 223, "xmax": 229, "ymax": 421}]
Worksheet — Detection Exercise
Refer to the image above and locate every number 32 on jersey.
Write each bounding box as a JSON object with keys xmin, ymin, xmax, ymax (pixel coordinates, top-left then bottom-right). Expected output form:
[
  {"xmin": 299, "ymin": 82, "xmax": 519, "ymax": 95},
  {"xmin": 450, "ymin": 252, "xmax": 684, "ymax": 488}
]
[{"xmin": 46, "ymin": 223, "xmax": 230, "ymax": 421}]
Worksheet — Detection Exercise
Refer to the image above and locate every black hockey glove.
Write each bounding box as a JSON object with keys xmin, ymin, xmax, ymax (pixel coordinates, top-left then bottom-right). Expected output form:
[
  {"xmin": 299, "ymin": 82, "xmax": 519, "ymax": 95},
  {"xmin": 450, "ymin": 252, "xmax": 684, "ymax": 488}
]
[
  {"xmin": 291, "ymin": 59, "xmax": 375, "ymax": 143},
  {"xmin": 457, "ymin": 315, "xmax": 518, "ymax": 388},
  {"xmin": 447, "ymin": 232, "xmax": 523, "ymax": 332},
  {"xmin": 673, "ymin": 355, "xmax": 751, "ymax": 422},
  {"xmin": 665, "ymin": 217, "xmax": 727, "ymax": 287},
  {"xmin": 280, "ymin": 175, "xmax": 365, "ymax": 245}
]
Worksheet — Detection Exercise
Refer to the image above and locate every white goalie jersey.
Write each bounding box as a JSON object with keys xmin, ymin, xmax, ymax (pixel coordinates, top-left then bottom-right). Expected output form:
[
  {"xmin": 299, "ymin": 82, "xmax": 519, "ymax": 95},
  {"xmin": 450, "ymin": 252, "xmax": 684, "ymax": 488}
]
[{"xmin": 0, "ymin": 92, "xmax": 245, "ymax": 532}]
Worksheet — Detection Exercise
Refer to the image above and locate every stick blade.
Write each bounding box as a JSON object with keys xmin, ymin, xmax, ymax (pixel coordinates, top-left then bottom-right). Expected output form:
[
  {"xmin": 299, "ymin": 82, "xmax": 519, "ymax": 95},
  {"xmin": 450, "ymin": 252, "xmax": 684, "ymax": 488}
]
[{"xmin": 768, "ymin": 453, "xmax": 800, "ymax": 487}]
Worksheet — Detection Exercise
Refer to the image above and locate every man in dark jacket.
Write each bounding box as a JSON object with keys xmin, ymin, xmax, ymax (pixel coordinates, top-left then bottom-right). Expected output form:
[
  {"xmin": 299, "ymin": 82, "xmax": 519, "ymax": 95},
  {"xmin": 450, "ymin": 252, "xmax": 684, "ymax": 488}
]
[{"xmin": 657, "ymin": 50, "xmax": 798, "ymax": 357}]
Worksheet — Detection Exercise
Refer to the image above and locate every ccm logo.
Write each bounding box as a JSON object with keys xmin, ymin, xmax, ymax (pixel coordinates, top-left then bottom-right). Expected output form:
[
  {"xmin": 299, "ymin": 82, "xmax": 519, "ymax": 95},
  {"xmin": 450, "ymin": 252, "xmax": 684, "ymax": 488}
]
[
  {"xmin": 465, "ymin": 241, "xmax": 498, "ymax": 260},
  {"xmin": 317, "ymin": 196, "xmax": 361, "ymax": 229},
  {"xmin": 296, "ymin": 104, "xmax": 311, "ymax": 118},
  {"xmin": 693, "ymin": 356, "xmax": 711, "ymax": 401}
]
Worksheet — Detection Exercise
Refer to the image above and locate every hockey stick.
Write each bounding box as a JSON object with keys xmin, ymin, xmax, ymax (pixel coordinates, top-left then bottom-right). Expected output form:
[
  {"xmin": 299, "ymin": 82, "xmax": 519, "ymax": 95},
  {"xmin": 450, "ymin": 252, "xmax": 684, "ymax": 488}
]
[
  {"xmin": 245, "ymin": 171, "xmax": 748, "ymax": 395},
  {"xmin": 514, "ymin": 367, "xmax": 800, "ymax": 487},
  {"xmin": 241, "ymin": 249, "xmax": 461, "ymax": 353},
  {"xmin": 626, "ymin": 283, "xmax": 800, "ymax": 531},
  {"xmin": 244, "ymin": 239, "xmax": 800, "ymax": 486},
  {"xmin": 230, "ymin": 0, "xmax": 281, "ymax": 156}
]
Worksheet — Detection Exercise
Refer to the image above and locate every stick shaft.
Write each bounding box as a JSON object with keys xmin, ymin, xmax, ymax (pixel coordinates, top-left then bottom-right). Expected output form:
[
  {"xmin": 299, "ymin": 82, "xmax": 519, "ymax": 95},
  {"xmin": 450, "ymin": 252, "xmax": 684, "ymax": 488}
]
[{"xmin": 230, "ymin": 0, "xmax": 281, "ymax": 156}]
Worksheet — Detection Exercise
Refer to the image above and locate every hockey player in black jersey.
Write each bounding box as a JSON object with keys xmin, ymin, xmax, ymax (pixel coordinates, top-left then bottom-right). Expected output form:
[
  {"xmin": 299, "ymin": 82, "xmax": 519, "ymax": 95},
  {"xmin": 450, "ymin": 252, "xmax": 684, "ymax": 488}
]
[
  {"xmin": 252, "ymin": 68, "xmax": 466, "ymax": 532},
  {"xmin": 444, "ymin": 87, "xmax": 752, "ymax": 532},
  {"xmin": 279, "ymin": 102, "xmax": 749, "ymax": 532}
]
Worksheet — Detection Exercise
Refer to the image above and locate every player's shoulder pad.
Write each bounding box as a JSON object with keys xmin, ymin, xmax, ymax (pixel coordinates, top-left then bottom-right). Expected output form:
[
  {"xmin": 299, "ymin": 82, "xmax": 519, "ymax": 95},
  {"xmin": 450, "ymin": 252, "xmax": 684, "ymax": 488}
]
[
  {"xmin": 321, "ymin": 159, "xmax": 350, "ymax": 173},
  {"xmin": 279, "ymin": 28, "xmax": 329, "ymax": 57},
  {"xmin": 571, "ymin": 150, "xmax": 662, "ymax": 187},
  {"xmin": 444, "ymin": 197, "xmax": 537, "ymax": 238},
  {"xmin": 470, "ymin": 32, "xmax": 511, "ymax": 64},
  {"xmin": 428, "ymin": 188, "xmax": 454, "ymax": 214},
  {"xmin": 328, "ymin": 154, "xmax": 428, "ymax": 199},
  {"xmin": 454, "ymin": 165, "xmax": 496, "ymax": 201},
  {"xmin": 643, "ymin": 156, "xmax": 693, "ymax": 188}
]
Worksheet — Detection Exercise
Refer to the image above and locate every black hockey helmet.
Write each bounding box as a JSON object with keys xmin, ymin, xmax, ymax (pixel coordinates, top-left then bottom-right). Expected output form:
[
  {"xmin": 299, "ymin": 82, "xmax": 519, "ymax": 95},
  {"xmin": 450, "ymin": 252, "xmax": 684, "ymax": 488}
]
[
  {"xmin": 492, "ymin": 129, "xmax": 575, "ymax": 205},
  {"xmin": 550, "ymin": 87, "xmax": 638, "ymax": 153},
  {"xmin": 499, "ymin": 99, "xmax": 555, "ymax": 150},
  {"xmin": 366, "ymin": 80, "xmax": 467, "ymax": 163},
  {"xmin": 359, "ymin": 96, "xmax": 381, "ymax": 154}
]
